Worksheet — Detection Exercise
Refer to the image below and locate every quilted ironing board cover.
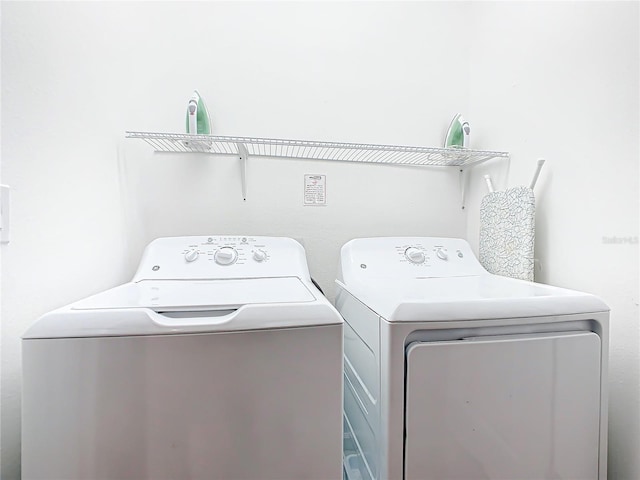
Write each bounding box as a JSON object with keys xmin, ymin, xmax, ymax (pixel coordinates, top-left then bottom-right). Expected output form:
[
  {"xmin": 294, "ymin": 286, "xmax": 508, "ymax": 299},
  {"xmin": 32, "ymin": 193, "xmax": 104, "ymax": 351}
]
[{"xmin": 479, "ymin": 186, "xmax": 535, "ymax": 281}]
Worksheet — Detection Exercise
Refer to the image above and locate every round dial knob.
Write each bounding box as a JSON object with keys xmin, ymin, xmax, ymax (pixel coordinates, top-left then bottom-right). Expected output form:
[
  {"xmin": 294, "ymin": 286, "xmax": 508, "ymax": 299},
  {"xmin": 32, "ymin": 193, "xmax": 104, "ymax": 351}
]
[
  {"xmin": 253, "ymin": 249, "xmax": 267, "ymax": 262},
  {"xmin": 405, "ymin": 247, "xmax": 426, "ymax": 264},
  {"xmin": 184, "ymin": 249, "xmax": 199, "ymax": 263},
  {"xmin": 214, "ymin": 247, "xmax": 238, "ymax": 265},
  {"xmin": 436, "ymin": 248, "xmax": 448, "ymax": 260}
]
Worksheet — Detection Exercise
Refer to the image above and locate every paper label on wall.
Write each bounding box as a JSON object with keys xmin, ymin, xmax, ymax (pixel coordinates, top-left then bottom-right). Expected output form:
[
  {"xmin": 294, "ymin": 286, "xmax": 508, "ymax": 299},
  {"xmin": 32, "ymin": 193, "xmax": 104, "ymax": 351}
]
[{"xmin": 304, "ymin": 175, "xmax": 326, "ymax": 206}]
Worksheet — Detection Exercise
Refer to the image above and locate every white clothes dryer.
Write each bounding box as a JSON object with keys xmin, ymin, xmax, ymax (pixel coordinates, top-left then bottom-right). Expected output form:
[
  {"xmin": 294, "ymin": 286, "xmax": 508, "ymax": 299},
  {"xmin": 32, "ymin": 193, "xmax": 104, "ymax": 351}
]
[
  {"xmin": 336, "ymin": 237, "xmax": 608, "ymax": 480},
  {"xmin": 22, "ymin": 235, "xmax": 343, "ymax": 480}
]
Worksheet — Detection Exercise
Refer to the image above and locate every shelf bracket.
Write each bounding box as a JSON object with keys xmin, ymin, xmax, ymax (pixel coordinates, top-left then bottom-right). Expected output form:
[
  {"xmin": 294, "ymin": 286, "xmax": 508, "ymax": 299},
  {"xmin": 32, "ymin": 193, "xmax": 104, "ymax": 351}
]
[
  {"xmin": 237, "ymin": 143, "xmax": 248, "ymax": 201},
  {"xmin": 459, "ymin": 168, "xmax": 468, "ymax": 210}
]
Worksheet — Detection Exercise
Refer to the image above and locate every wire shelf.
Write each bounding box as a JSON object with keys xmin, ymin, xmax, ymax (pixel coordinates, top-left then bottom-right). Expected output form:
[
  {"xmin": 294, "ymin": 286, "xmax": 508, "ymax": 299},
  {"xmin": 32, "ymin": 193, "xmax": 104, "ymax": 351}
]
[{"xmin": 125, "ymin": 131, "xmax": 509, "ymax": 167}]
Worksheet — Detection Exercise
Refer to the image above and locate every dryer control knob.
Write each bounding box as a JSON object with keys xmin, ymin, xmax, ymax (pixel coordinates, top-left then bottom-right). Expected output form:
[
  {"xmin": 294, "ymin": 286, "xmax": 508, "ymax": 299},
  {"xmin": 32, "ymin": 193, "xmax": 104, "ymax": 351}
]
[
  {"xmin": 184, "ymin": 249, "xmax": 199, "ymax": 263},
  {"xmin": 405, "ymin": 247, "xmax": 426, "ymax": 264},
  {"xmin": 214, "ymin": 247, "xmax": 238, "ymax": 266},
  {"xmin": 253, "ymin": 249, "xmax": 267, "ymax": 262},
  {"xmin": 436, "ymin": 248, "xmax": 448, "ymax": 260}
]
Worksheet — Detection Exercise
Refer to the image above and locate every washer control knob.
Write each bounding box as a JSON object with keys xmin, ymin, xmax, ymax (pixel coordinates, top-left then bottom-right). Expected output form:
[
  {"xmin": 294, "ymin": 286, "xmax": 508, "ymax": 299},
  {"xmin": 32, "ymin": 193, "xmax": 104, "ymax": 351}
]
[
  {"xmin": 214, "ymin": 247, "xmax": 238, "ymax": 265},
  {"xmin": 184, "ymin": 249, "xmax": 199, "ymax": 263},
  {"xmin": 436, "ymin": 248, "xmax": 448, "ymax": 260},
  {"xmin": 405, "ymin": 247, "xmax": 426, "ymax": 264},
  {"xmin": 253, "ymin": 249, "xmax": 267, "ymax": 262}
]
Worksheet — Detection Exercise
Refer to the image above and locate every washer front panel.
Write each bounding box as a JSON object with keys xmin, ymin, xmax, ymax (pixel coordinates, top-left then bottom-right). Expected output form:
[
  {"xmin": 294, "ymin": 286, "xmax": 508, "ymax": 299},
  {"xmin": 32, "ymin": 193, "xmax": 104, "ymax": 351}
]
[{"xmin": 22, "ymin": 325, "xmax": 343, "ymax": 479}]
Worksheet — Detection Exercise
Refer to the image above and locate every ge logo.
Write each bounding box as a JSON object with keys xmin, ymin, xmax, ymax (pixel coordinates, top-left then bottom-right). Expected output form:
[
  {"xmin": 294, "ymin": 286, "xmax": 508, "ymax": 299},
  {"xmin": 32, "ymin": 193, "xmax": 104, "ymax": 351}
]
[
  {"xmin": 360, "ymin": 264, "xmax": 367, "ymax": 269},
  {"xmin": 152, "ymin": 265, "xmax": 160, "ymax": 271}
]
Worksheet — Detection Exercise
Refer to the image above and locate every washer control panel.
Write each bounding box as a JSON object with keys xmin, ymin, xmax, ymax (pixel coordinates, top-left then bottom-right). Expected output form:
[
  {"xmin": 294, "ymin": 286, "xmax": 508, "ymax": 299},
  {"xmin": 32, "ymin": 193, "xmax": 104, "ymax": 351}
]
[
  {"xmin": 340, "ymin": 237, "xmax": 485, "ymax": 282},
  {"xmin": 134, "ymin": 236, "xmax": 311, "ymax": 281}
]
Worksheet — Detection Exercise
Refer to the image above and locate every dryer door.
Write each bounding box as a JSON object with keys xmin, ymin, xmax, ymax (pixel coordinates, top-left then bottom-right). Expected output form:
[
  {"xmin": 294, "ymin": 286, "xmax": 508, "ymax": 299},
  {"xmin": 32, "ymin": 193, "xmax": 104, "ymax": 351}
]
[{"xmin": 404, "ymin": 332, "xmax": 601, "ymax": 480}]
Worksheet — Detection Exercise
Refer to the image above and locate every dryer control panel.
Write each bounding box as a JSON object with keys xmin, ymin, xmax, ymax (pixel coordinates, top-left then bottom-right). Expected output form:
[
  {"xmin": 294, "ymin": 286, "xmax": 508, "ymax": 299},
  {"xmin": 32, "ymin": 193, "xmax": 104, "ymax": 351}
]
[
  {"xmin": 339, "ymin": 237, "xmax": 486, "ymax": 283},
  {"xmin": 133, "ymin": 236, "xmax": 311, "ymax": 281}
]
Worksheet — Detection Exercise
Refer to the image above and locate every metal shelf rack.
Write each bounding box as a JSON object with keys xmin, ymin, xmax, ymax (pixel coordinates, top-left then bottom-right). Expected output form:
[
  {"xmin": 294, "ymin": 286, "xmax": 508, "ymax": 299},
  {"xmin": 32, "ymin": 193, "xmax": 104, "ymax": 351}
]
[{"xmin": 125, "ymin": 131, "xmax": 510, "ymax": 205}]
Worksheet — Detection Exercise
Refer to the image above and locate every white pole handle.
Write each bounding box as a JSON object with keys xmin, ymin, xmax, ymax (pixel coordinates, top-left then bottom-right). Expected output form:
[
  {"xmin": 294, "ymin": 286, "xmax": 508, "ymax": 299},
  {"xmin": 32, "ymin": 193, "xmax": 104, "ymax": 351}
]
[
  {"xmin": 529, "ymin": 158, "xmax": 546, "ymax": 190},
  {"xmin": 484, "ymin": 174, "xmax": 495, "ymax": 193}
]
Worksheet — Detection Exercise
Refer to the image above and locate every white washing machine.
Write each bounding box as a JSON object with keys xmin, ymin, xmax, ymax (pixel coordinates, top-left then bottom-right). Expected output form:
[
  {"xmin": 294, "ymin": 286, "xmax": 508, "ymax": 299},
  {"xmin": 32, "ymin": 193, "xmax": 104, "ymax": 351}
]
[
  {"xmin": 22, "ymin": 235, "xmax": 343, "ymax": 480},
  {"xmin": 336, "ymin": 237, "xmax": 609, "ymax": 480}
]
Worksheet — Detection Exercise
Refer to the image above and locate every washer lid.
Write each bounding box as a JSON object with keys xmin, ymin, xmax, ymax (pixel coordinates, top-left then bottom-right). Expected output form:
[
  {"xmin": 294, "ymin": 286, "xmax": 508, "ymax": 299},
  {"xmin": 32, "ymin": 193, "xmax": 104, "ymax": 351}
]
[
  {"xmin": 338, "ymin": 274, "xmax": 609, "ymax": 322},
  {"xmin": 24, "ymin": 277, "xmax": 343, "ymax": 339},
  {"xmin": 72, "ymin": 277, "xmax": 315, "ymax": 311}
]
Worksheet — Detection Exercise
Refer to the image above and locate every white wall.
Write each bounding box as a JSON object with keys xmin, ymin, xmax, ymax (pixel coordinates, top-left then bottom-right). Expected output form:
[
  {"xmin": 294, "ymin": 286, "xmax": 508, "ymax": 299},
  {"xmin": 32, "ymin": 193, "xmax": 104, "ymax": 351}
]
[
  {"xmin": 464, "ymin": 2, "xmax": 639, "ymax": 479},
  {"xmin": 1, "ymin": 2, "xmax": 470, "ymax": 477},
  {"xmin": 1, "ymin": 2, "xmax": 638, "ymax": 479}
]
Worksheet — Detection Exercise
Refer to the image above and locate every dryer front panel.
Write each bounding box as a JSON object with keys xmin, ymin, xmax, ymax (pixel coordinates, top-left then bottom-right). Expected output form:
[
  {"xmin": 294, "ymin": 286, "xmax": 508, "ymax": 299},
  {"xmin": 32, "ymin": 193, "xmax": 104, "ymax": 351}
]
[{"xmin": 404, "ymin": 332, "xmax": 601, "ymax": 480}]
